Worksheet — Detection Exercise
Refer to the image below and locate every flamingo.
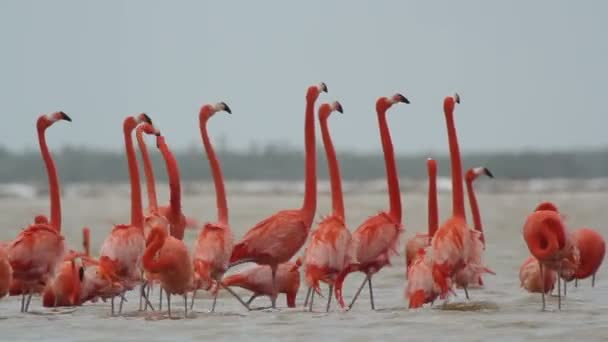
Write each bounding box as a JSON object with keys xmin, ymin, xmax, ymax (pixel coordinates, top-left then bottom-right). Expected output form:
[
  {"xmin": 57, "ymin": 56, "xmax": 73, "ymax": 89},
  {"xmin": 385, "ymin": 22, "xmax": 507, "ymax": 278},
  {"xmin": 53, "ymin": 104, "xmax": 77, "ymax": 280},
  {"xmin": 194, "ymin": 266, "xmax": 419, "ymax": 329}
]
[
  {"xmin": 8, "ymin": 111, "xmax": 71, "ymax": 312},
  {"xmin": 334, "ymin": 93, "xmax": 409, "ymax": 311},
  {"xmin": 229, "ymin": 83, "xmax": 327, "ymax": 308},
  {"xmin": 42, "ymin": 257, "xmax": 84, "ymax": 307},
  {"xmin": 0, "ymin": 246, "xmax": 12, "ymax": 299},
  {"xmin": 98, "ymin": 113, "xmax": 155, "ymax": 315},
  {"xmin": 302, "ymin": 101, "xmax": 348, "ymax": 312},
  {"xmin": 142, "ymin": 216, "xmax": 193, "ymax": 318},
  {"xmin": 222, "ymin": 261, "xmax": 302, "ymax": 309},
  {"xmin": 519, "ymin": 255, "xmax": 557, "ymax": 294},
  {"xmin": 405, "ymin": 158, "xmax": 438, "ymax": 274},
  {"xmin": 425, "ymin": 93, "xmax": 486, "ymax": 300},
  {"xmin": 190, "ymin": 102, "xmax": 250, "ymax": 312},
  {"xmin": 568, "ymin": 228, "xmax": 605, "ymax": 287},
  {"xmin": 136, "ymin": 123, "xmax": 160, "ymax": 229},
  {"xmin": 523, "ymin": 201, "xmax": 579, "ymax": 310},
  {"xmin": 453, "ymin": 167, "xmax": 495, "ymax": 297}
]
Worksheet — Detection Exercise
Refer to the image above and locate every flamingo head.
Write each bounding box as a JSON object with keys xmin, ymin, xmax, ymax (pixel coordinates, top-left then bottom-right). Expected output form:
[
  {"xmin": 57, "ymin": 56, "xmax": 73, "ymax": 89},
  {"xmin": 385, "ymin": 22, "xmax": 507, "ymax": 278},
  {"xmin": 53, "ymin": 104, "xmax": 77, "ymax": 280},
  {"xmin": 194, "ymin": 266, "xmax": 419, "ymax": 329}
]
[
  {"xmin": 318, "ymin": 101, "xmax": 344, "ymax": 120},
  {"xmin": 306, "ymin": 82, "xmax": 328, "ymax": 102},
  {"xmin": 137, "ymin": 122, "xmax": 161, "ymax": 137},
  {"xmin": 199, "ymin": 102, "xmax": 232, "ymax": 121},
  {"xmin": 443, "ymin": 92, "xmax": 460, "ymax": 114},
  {"xmin": 466, "ymin": 167, "xmax": 494, "ymax": 182},
  {"xmin": 535, "ymin": 201, "xmax": 559, "ymax": 213},
  {"xmin": 376, "ymin": 93, "xmax": 409, "ymax": 113},
  {"xmin": 34, "ymin": 214, "xmax": 49, "ymax": 224},
  {"xmin": 125, "ymin": 113, "xmax": 153, "ymax": 131},
  {"xmin": 135, "ymin": 113, "xmax": 153, "ymax": 125},
  {"xmin": 37, "ymin": 111, "xmax": 71, "ymax": 130}
]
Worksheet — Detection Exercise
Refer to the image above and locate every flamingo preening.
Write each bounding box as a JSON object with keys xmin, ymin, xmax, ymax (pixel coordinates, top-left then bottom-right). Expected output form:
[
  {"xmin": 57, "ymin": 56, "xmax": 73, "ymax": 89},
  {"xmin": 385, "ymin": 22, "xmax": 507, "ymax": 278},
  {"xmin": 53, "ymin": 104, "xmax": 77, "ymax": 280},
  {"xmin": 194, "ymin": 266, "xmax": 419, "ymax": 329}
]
[
  {"xmin": 229, "ymin": 83, "xmax": 327, "ymax": 308},
  {"xmin": 191, "ymin": 102, "xmax": 251, "ymax": 312},
  {"xmin": 98, "ymin": 113, "xmax": 155, "ymax": 315},
  {"xmin": 334, "ymin": 93, "xmax": 409, "ymax": 311},
  {"xmin": 8, "ymin": 112, "xmax": 71, "ymax": 312},
  {"xmin": 522, "ymin": 202, "xmax": 579, "ymax": 310},
  {"xmin": 302, "ymin": 101, "xmax": 348, "ymax": 312},
  {"xmin": 405, "ymin": 158, "xmax": 438, "ymax": 275}
]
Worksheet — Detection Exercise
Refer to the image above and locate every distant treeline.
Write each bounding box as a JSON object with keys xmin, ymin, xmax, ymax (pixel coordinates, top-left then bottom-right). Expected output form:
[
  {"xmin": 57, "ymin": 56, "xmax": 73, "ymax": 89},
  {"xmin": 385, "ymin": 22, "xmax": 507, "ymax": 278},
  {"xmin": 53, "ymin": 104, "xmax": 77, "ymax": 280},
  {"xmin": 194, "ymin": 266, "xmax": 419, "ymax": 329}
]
[{"xmin": 0, "ymin": 143, "xmax": 607, "ymax": 184}]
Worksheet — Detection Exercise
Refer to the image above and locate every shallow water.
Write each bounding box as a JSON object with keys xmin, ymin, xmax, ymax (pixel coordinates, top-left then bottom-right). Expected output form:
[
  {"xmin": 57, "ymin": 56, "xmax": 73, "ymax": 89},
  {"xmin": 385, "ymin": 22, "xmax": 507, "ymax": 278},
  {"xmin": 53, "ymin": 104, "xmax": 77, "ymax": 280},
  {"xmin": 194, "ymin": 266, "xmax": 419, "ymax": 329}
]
[{"xmin": 1, "ymin": 189, "xmax": 607, "ymax": 341}]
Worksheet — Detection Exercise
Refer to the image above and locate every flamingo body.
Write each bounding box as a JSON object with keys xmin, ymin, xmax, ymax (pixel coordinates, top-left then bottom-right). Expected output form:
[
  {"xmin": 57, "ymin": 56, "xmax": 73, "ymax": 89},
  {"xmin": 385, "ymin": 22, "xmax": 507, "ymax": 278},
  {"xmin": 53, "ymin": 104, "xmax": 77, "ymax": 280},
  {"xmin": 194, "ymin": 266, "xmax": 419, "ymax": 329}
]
[
  {"xmin": 193, "ymin": 223, "xmax": 234, "ymax": 290},
  {"xmin": 519, "ymin": 255, "xmax": 556, "ymax": 294},
  {"xmin": 571, "ymin": 228, "xmax": 605, "ymax": 280}
]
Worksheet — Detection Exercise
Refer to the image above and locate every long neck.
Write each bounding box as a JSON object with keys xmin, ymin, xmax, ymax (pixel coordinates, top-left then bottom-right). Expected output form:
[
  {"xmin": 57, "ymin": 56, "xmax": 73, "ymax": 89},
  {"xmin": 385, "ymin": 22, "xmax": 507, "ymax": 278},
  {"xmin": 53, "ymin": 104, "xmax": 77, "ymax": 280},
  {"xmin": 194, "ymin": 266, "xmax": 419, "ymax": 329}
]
[
  {"xmin": 320, "ymin": 115, "xmax": 344, "ymax": 219},
  {"xmin": 445, "ymin": 111, "xmax": 466, "ymax": 219},
  {"xmin": 136, "ymin": 129, "xmax": 158, "ymax": 212},
  {"xmin": 466, "ymin": 178, "xmax": 484, "ymax": 244},
  {"xmin": 200, "ymin": 118, "xmax": 228, "ymax": 224},
  {"xmin": 428, "ymin": 169, "xmax": 438, "ymax": 237},
  {"xmin": 158, "ymin": 140, "xmax": 182, "ymax": 222},
  {"xmin": 301, "ymin": 97, "xmax": 317, "ymax": 227},
  {"xmin": 377, "ymin": 110, "xmax": 401, "ymax": 223},
  {"xmin": 142, "ymin": 234, "xmax": 165, "ymax": 273},
  {"xmin": 124, "ymin": 121, "xmax": 144, "ymax": 229},
  {"xmin": 37, "ymin": 125, "xmax": 61, "ymax": 232}
]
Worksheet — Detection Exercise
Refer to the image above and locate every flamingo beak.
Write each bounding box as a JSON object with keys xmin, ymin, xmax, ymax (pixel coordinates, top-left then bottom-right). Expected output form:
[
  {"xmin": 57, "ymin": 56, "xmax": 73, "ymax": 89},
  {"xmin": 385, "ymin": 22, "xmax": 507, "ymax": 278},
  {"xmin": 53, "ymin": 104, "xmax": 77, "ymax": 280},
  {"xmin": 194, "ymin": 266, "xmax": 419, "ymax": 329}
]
[
  {"xmin": 484, "ymin": 168, "xmax": 494, "ymax": 178},
  {"xmin": 454, "ymin": 93, "xmax": 461, "ymax": 104},
  {"xmin": 335, "ymin": 101, "xmax": 343, "ymax": 114},
  {"xmin": 59, "ymin": 112, "xmax": 72, "ymax": 122},
  {"xmin": 221, "ymin": 102, "xmax": 232, "ymax": 114},
  {"xmin": 319, "ymin": 82, "xmax": 328, "ymax": 93},
  {"xmin": 396, "ymin": 94, "xmax": 410, "ymax": 104},
  {"xmin": 142, "ymin": 113, "xmax": 153, "ymax": 125}
]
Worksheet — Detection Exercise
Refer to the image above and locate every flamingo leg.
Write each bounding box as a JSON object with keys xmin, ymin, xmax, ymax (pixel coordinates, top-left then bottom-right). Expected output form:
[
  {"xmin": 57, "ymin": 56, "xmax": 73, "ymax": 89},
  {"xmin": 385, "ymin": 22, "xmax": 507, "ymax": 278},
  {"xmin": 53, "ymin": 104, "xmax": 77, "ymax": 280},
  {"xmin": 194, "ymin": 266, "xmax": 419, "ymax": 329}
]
[
  {"xmin": 575, "ymin": 278, "xmax": 578, "ymax": 287},
  {"xmin": 564, "ymin": 279, "xmax": 567, "ymax": 297},
  {"xmin": 308, "ymin": 289, "xmax": 315, "ymax": 312},
  {"xmin": 189, "ymin": 289, "xmax": 197, "ymax": 310},
  {"xmin": 348, "ymin": 276, "xmax": 369, "ymax": 310},
  {"xmin": 464, "ymin": 286, "xmax": 470, "ymax": 300},
  {"xmin": 303, "ymin": 287, "xmax": 312, "ymax": 308},
  {"xmin": 592, "ymin": 273, "xmax": 596, "ymax": 287},
  {"xmin": 246, "ymin": 295, "xmax": 258, "ymax": 306},
  {"xmin": 111, "ymin": 296, "xmax": 115, "ymax": 316},
  {"xmin": 118, "ymin": 292, "xmax": 125, "ymax": 314},
  {"xmin": 539, "ymin": 263, "xmax": 546, "ymax": 311},
  {"xmin": 183, "ymin": 294, "xmax": 188, "ymax": 318},
  {"xmin": 326, "ymin": 284, "xmax": 334, "ymax": 312},
  {"xmin": 159, "ymin": 287, "xmax": 163, "ymax": 311},
  {"xmin": 166, "ymin": 289, "xmax": 172, "ymax": 318},
  {"xmin": 557, "ymin": 263, "xmax": 562, "ymax": 310},
  {"xmin": 220, "ymin": 284, "xmax": 251, "ymax": 311},
  {"xmin": 20, "ymin": 293, "xmax": 26, "ymax": 312},
  {"xmin": 25, "ymin": 292, "xmax": 33, "ymax": 312},
  {"xmin": 211, "ymin": 291, "xmax": 218, "ymax": 313},
  {"xmin": 270, "ymin": 265, "xmax": 278, "ymax": 309},
  {"xmin": 367, "ymin": 276, "xmax": 375, "ymax": 310}
]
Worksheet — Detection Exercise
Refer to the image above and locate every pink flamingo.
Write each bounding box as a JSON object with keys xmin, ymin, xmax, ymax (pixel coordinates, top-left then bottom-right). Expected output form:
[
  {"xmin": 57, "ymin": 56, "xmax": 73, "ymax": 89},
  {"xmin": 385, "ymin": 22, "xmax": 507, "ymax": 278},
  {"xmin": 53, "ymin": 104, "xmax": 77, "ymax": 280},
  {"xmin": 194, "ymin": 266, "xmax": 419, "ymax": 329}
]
[
  {"xmin": 137, "ymin": 123, "xmax": 160, "ymax": 220},
  {"xmin": 222, "ymin": 260, "xmax": 302, "ymax": 309},
  {"xmin": 191, "ymin": 102, "xmax": 251, "ymax": 312},
  {"xmin": 98, "ymin": 113, "xmax": 155, "ymax": 315},
  {"xmin": 519, "ymin": 255, "xmax": 557, "ymax": 294},
  {"xmin": 453, "ymin": 167, "xmax": 495, "ymax": 297},
  {"xmin": 142, "ymin": 216, "xmax": 193, "ymax": 318},
  {"xmin": 405, "ymin": 158, "xmax": 438, "ymax": 275},
  {"xmin": 334, "ymin": 93, "xmax": 409, "ymax": 310},
  {"xmin": 0, "ymin": 246, "xmax": 12, "ymax": 299},
  {"xmin": 523, "ymin": 201, "xmax": 579, "ymax": 310},
  {"xmin": 229, "ymin": 83, "xmax": 327, "ymax": 308},
  {"xmin": 570, "ymin": 228, "xmax": 605, "ymax": 287},
  {"xmin": 302, "ymin": 101, "xmax": 348, "ymax": 312},
  {"xmin": 8, "ymin": 112, "xmax": 70, "ymax": 312}
]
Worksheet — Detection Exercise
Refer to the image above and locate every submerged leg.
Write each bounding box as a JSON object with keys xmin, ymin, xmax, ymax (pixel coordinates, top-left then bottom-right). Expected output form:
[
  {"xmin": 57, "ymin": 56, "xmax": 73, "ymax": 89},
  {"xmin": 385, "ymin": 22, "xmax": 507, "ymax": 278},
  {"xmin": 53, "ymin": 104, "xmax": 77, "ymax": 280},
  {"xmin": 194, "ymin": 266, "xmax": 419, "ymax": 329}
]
[
  {"xmin": 575, "ymin": 278, "xmax": 578, "ymax": 288},
  {"xmin": 118, "ymin": 292, "xmax": 125, "ymax": 314},
  {"xmin": 220, "ymin": 284, "xmax": 251, "ymax": 311},
  {"xmin": 557, "ymin": 264, "xmax": 562, "ymax": 310},
  {"xmin": 111, "ymin": 296, "xmax": 115, "ymax": 316},
  {"xmin": 159, "ymin": 288, "xmax": 163, "ymax": 311},
  {"xmin": 564, "ymin": 279, "xmax": 567, "ymax": 297},
  {"xmin": 25, "ymin": 292, "xmax": 33, "ymax": 312},
  {"xmin": 20, "ymin": 293, "xmax": 26, "ymax": 313},
  {"xmin": 326, "ymin": 284, "xmax": 334, "ymax": 312},
  {"xmin": 270, "ymin": 265, "xmax": 278, "ymax": 309},
  {"xmin": 303, "ymin": 287, "xmax": 312, "ymax": 308},
  {"xmin": 348, "ymin": 275, "xmax": 369, "ymax": 310},
  {"xmin": 540, "ymin": 263, "xmax": 546, "ymax": 311},
  {"xmin": 368, "ymin": 276, "xmax": 375, "ymax": 310}
]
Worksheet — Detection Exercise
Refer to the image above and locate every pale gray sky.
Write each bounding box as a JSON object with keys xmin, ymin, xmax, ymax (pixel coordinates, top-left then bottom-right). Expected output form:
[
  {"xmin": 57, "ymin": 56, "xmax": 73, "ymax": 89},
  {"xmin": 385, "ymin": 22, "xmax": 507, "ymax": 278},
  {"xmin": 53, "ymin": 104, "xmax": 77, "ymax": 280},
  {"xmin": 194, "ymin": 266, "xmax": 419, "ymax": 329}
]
[{"xmin": 1, "ymin": 0, "xmax": 606, "ymax": 154}]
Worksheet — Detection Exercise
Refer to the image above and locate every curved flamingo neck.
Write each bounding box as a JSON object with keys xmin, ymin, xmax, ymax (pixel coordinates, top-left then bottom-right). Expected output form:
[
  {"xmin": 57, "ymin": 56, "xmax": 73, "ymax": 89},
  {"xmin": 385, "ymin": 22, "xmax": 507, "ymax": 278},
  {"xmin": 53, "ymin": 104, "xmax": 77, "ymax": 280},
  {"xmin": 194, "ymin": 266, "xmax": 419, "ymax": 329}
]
[
  {"xmin": 466, "ymin": 177, "xmax": 484, "ymax": 244},
  {"xmin": 444, "ymin": 106, "xmax": 466, "ymax": 219},
  {"xmin": 428, "ymin": 164, "xmax": 438, "ymax": 237},
  {"xmin": 301, "ymin": 96, "xmax": 317, "ymax": 227},
  {"xmin": 319, "ymin": 110, "xmax": 344, "ymax": 219},
  {"xmin": 199, "ymin": 115, "xmax": 228, "ymax": 224},
  {"xmin": 123, "ymin": 118, "xmax": 144, "ymax": 229},
  {"xmin": 37, "ymin": 121, "xmax": 61, "ymax": 232},
  {"xmin": 142, "ymin": 231, "xmax": 166, "ymax": 272},
  {"xmin": 377, "ymin": 108, "xmax": 401, "ymax": 223},
  {"xmin": 157, "ymin": 137, "xmax": 182, "ymax": 223},
  {"xmin": 136, "ymin": 126, "xmax": 158, "ymax": 212}
]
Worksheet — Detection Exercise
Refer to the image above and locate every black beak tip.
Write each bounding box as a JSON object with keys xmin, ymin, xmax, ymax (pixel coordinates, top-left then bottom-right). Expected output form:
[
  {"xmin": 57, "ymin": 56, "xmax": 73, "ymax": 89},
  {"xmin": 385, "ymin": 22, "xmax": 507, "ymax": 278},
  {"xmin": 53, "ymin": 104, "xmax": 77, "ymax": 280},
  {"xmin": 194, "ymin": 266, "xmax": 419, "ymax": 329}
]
[
  {"xmin": 397, "ymin": 94, "xmax": 410, "ymax": 104},
  {"xmin": 336, "ymin": 102, "xmax": 343, "ymax": 113},
  {"xmin": 155, "ymin": 131, "xmax": 161, "ymax": 136},
  {"xmin": 60, "ymin": 112, "xmax": 72, "ymax": 122},
  {"xmin": 454, "ymin": 93, "xmax": 461, "ymax": 104},
  {"xmin": 484, "ymin": 168, "xmax": 494, "ymax": 178},
  {"xmin": 222, "ymin": 102, "xmax": 232, "ymax": 114},
  {"xmin": 321, "ymin": 82, "xmax": 328, "ymax": 93},
  {"xmin": 142, "ymin": 113, "xmax": 153, "ymax": 125},
  {"xmin": 79, "ymin": 267, "xmax": 85, "ymax": 282}
]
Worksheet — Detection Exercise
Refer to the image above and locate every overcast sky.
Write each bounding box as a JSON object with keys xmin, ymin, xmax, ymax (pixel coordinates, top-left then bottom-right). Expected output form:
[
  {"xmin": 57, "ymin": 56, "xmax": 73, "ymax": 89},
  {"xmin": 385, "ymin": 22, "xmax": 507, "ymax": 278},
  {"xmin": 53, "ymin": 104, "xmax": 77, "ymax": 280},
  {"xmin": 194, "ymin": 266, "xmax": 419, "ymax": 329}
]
[{"xmin": 1, "ymin": 0, "xmax": 606, "ymax": 154}]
